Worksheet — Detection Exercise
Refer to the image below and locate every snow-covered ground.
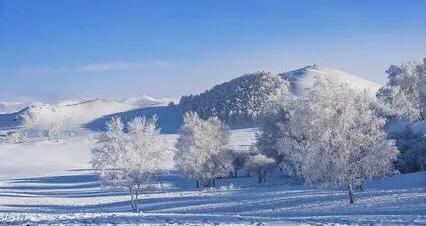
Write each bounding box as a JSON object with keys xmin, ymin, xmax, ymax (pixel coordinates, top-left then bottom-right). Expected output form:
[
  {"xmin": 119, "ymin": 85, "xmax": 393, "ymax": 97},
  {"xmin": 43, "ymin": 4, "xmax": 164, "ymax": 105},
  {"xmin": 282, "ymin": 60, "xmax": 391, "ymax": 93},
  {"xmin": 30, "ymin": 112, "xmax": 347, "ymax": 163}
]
[{"xmin": 0, "ymin": 128, "xmax": 425, "ymax": 225}]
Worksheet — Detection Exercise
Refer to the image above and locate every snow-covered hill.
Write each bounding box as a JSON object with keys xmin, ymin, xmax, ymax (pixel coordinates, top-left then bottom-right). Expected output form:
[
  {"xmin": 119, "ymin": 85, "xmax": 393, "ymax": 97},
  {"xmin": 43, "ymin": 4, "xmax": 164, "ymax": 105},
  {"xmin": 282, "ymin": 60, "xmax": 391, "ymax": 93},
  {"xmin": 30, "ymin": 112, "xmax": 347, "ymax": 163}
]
[
  {"xmin": 0, "ymin": 95, "xmax": 178, "ymax": 138},
  {"xmin": 0, "ymin": 99, "xmax": 135, "ymax": 132},
  {"xmin": 179, "ymin": 71, "xmax": 287, "ymax": 121},
  {"xmin": 179, "ymin": 65, "xmax": 381, "ymax": 122},
  {"xmin": 0, "ymin": 101, "xmax": 26, "ymax": 114},
  {"xmin": 280, "ymin": 65, "xmax": 381, "ymax": 96}
]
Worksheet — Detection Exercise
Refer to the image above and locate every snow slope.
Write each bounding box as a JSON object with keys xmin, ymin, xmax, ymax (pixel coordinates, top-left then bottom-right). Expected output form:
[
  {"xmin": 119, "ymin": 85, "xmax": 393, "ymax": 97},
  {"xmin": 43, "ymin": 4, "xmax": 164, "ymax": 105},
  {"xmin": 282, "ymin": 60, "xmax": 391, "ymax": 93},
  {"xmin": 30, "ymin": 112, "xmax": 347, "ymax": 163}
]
[
  {"xmin": 0, "ymin": 96, "xmax": 177, "ymax": 135},
  {"xmin": 86, "ymin": 105, "xmax": 183, "ymax": 133},
  {"xmin": 280, "ymin": 65, "xmax": 381, "ymax": 96},
  {"xmin": 121, "ymin": 95, "xmax": 175, "ymax": 107},
  {"xmin": 0, "ymin": 99, "xmax": 135, "ymax": 135},
  {"xmin": 18, "ymin": 99, "xmax": 133, "ymax": 125},
  {"xmin": 0, "ymin": 101, "xmax": 26, "ymax": 114},
  {"xmin": 0, "ymin": 128, "xmax": 425, "ymax": 225}
]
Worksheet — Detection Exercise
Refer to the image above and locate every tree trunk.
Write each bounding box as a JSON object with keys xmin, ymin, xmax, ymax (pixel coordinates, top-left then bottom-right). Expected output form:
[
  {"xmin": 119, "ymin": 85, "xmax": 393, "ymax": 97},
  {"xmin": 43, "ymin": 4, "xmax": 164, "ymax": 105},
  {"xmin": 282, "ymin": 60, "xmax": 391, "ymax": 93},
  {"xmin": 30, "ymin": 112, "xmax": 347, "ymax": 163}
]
[
  {"xmin": 356, "ymin": 181, "xmax": 364, "ymax": 192},
  {"xmin": 262, "ymin": 170, "xmax": 267, "ymax": 183},
  {"xmin": 129, "ymin": 187, "xmax": 136, "ymax": 212},
  {"xmin": 347, "ymin": 182, "xmax": 355, "ymax": 204},
  {"xmin": 258, "ymin": 169, "xmax": 262, "ymax": 184},
  {"xmin": 129, "ymin": 186, "xmax": 141, "ymax": 213},
  {"xmin": 134, "ymin": 193, "xmax": 139, "ymax": 213}
]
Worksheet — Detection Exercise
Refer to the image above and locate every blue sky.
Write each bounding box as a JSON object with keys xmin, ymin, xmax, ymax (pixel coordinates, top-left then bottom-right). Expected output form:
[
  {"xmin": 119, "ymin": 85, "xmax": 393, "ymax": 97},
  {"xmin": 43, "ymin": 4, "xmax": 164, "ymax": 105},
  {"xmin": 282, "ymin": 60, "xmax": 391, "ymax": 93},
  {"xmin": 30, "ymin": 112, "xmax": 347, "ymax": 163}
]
[{"xmin": 0, "ymin": 0, "xmax": 425, "ymax": 102}]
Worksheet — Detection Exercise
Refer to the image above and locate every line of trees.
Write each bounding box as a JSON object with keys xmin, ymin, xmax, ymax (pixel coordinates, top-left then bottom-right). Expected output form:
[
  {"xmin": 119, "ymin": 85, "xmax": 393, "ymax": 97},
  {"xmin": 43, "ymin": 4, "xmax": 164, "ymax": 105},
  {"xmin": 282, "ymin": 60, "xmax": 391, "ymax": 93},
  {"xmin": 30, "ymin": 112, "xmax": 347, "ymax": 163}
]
[
  {"xmin": 90, "ymin": 113, "xmax": 274, "ymax": 212},
  {"xmin": 173, "ymin": 112, "xmax": 275, "ymax": 188}
]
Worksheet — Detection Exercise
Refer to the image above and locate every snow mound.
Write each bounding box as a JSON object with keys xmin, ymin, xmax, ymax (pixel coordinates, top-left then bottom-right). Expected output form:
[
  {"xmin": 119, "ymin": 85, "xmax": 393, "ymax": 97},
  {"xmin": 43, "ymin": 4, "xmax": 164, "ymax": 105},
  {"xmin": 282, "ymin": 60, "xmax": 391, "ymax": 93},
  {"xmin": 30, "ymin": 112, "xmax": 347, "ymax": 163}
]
[
  {"xmin": 280, "ymin": 65, "xmax": 381, "ymax": 96},
  {"xmin": 121, "ymin": 95, "xmax": 174, "ymax": 107}
]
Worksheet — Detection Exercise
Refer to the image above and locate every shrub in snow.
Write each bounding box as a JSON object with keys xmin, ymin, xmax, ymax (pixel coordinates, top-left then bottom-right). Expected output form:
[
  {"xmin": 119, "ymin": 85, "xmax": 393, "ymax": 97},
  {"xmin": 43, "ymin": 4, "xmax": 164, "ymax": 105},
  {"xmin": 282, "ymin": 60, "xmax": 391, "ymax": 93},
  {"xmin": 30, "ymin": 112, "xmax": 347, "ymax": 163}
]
[
  {"xmin": 91, "ymin": 116, "xmax": 166, "ymax": 212},
  {"xmin": 261, "ymin": 79, "xmax": 399, "ymax": 203},
  {"xmin": 179, "ymin": 72, "xmax": 289, "ymax": 122},
  {"xmin": 377, "ymin": 58, "xmax": 426, "ymax": 121},
  {"xmin": 390, "ymin": 125, "xmax": 426, "ymax": 173},
  {"xmin": 229, "ymin": 147, "xmax": 257, "ymax": 178},
  {"xmin": 245, "ymin": 154, "xmax": 275, "ymax": 184},
  {"xmin": 218, "ymin": 183, "xmax": 237, "ymax": 191},
  {"xmin": 5, "ymin": 130, "xmax": 26, "ymax": 143},
  {"xmin": 174, "ymin": 112, "xmax": 232, "ymax": 188}
]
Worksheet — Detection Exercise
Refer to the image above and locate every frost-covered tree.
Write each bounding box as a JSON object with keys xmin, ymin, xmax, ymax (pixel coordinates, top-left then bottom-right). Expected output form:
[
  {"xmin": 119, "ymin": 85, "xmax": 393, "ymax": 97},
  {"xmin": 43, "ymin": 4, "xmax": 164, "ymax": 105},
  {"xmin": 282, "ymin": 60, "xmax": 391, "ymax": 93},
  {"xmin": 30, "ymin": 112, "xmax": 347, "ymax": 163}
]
[
  {"xmin": 91, "ymin": 116, "xmax": 166, "ymax": 212},
  {"xmin": 245, "ymin": 153, "xmax": 275, "ymax": 183},
  {"xmin": 179, "ymin": 72, "xmax": 289, "ymax": 122},
  {"xmin": 256, "ymin": 101, "xmax": 291, "ymax": 165},
  {"xmin": 263, "ymin": 79, "xmax": 398, "ymax": 203},
  {"xmin": 174, "ymin": 112, "xmax": 232, "ymax": 187},
  {"xmin": 377, "ymin": 58, "xmax": 426, "ymax": 121},
  {"xmin": 46, "ymin": 122, "xmax": 62, "ymax": 142},
  {"xmin": 376, "ymin": 58, "xmax": 426, "ymax": 174}
]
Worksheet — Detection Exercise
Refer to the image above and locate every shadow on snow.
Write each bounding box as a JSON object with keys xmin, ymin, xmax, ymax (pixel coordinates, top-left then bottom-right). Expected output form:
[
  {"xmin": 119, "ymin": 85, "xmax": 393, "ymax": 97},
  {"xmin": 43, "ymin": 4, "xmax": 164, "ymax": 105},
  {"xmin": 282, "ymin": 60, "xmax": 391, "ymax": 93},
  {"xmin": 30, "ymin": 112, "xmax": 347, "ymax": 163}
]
[{"xmin": 84, "ymin": 105, "xmax": 183, "ymax": 134}]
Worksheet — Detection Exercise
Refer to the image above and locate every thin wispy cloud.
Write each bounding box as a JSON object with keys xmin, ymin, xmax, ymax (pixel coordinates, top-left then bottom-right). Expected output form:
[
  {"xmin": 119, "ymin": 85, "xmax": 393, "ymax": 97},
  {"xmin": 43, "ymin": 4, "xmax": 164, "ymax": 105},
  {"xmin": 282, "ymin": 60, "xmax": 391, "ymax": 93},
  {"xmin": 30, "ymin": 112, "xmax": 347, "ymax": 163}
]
[
  {"xmin": 17, "ymin": 66, "xmax": 54, "ymax": 75},
  {"xmin": 79, "ymin": 60, "xmax": 171, "ymax": 72},
  {"xmin": 14, "ymin": 60, "xmax": 172, "ymax": 75}
]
